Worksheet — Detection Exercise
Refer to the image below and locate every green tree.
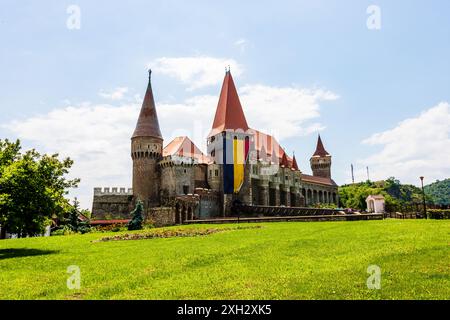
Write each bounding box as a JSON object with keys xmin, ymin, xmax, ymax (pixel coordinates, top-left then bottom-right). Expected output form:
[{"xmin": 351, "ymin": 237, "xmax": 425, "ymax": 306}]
[
  {"xmin": 0, "ymin": 139, "xmax": 79, "ymax": 238},
  {"xmin": 128, "ymin": 201, "xmax": 144, "ymax": 231},
  {"xmin": 64, "ymin": 198, "xmax": 90, "ymax": 234},
  {"xmin": 424, "ymin": 179, "xmax": 450, "ymax": 206}
]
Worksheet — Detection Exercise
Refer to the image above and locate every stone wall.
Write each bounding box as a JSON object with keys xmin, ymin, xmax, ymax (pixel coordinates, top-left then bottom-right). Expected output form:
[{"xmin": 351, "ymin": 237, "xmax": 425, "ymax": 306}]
[
  {"xmin": 147, "ymin": 207, "xmax": 175, "ymax": 227},
  {"xmin": 207, "ymin": 163, "xmax": 222, "ymax": 191},
  {"xmin": 196, "ymin": 188, "xmax": 221, "ymax": 218},
  {"xmin": 92, "ymin": 189, "xmax": 134, "ymax": 219}
]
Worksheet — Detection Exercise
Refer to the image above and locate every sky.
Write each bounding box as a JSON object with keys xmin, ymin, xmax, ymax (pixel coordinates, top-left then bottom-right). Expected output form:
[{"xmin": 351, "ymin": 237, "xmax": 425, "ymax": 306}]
[{"xmin": 0, "ymin": 0, "xmax": 449, "ymax": 210}]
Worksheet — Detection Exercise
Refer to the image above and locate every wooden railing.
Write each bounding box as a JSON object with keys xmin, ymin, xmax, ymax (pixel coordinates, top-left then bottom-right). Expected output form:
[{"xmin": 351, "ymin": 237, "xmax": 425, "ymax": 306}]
[{"xmin": 232, "ymin": 204, "xmax": 343, "ymax": 217}]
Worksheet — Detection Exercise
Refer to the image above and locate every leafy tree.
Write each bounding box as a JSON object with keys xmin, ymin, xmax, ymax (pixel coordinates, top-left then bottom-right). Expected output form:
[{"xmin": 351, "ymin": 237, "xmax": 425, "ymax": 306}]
[
  {"xmin": 0, "ymin": 139, "xmax": 79, "ymax": 238},
  {"xmin": 128, "ymin": 201, "xmax": 144, "ymax": 231},
  {"xmin": 424, "ymin": 179, "xmax": 450, "ymax": 206}
]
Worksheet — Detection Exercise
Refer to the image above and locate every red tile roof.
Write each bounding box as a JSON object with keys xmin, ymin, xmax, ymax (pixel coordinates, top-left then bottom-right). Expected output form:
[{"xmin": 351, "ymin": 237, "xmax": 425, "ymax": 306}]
[
  {"xmin": 312, "ymin": 134, "xmax": 330, "ymax": 157},
  {"xmin": 163, "ymin": 136, "xmax": 210, "ymax": 164},
  {"xmin": 209, "ymin": 71, "xmax": 249, "ymax": 136},
  {"xmin": 253, "ymin": 129, "xmax": 298, "ymax": 169},
  {"xmin": 132, "ymin": 70, "xmax": 162, "ymax": 139},
  {"xmin": 280, "ymin": 152, "xmax": 289, "ymax": 168},
  {"xmin": 292, "ymin": 155, "xmax": 299, "ymax": 171},
  {"xmin": 302, "ymin": 174, "xmax": 337, "ymax": 186}
]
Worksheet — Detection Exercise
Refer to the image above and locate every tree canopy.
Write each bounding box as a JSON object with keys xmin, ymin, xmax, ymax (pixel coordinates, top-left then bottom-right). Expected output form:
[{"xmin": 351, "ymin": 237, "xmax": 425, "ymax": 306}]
[
  {"xmin": 424, "ymin": 179, "xmax": 450, "ymax": 206},
  {"xmin": 0, "ymin": 139, "xmax": 79, "ymax": 237}
]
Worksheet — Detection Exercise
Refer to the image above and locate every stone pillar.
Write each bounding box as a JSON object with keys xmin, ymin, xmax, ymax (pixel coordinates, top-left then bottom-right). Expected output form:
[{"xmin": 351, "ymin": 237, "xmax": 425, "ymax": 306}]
[
  {"xmin": 239, "ymin": 164, "xmax": 252, "ymax": 205},
  {"xmin": 283, "ymin": 186, "xmax": 291, "ymax": 207},
  {"xmin": 259, "ymin": 183, "xmax": 269, "ymax": 206},
  {"xmin": 274, "ymin": 187, "xmax": 280, "ymax": 206},
  {"xmin": 298, "ymin": 193, "xmax": 305, "ymax": 207},
  {"xmin": 223, "ymin": 194, "xmax": 233, "ymax": 217},
  {"xmin": 291, "ymin": 187, "xmax": 298, "ymax": 207}
]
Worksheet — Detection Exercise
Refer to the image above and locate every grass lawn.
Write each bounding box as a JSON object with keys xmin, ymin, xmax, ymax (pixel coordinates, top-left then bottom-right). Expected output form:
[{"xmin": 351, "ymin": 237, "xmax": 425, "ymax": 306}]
[{"xmin": 0, "ymin": 219, "xmax": 449, "ymax": 300}]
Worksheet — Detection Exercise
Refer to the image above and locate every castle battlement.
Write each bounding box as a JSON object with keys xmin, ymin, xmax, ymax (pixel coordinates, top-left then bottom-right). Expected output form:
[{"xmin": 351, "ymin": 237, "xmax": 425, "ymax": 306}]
[{"xmin": 93, "ymin": 187, "xmax": 133, "ymax": 196}]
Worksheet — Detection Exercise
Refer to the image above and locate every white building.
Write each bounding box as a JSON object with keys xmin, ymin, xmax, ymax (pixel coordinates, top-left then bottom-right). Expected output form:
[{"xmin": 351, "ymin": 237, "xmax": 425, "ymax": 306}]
[{"xmin": 366, "ymin": 195, "xmax": 385, "ymax": 213}]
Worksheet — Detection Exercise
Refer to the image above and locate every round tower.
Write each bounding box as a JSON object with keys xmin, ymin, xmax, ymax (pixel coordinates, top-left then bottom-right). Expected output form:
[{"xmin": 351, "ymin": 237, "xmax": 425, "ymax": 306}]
[
  {"xmin": 131, "ymin": 70, "xmax": 163, "ymax": 208},
  {"xmin": 310, "ymin": 134, "xmax": 332, "ymax": 179}
]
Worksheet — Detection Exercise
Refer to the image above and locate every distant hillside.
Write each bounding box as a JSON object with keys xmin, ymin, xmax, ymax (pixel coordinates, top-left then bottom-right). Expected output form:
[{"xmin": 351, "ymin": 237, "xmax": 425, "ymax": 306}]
[
  {"xmin": 339, "ymin": 177, "xmax": 429, "ymax": 211},
  {"xmin": 424, "ymin": 179, "xmax": 450, "ymax": 205}
]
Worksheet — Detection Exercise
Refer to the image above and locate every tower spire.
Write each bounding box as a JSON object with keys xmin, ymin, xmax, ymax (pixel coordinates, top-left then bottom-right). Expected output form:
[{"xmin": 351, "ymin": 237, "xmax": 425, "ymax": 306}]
[
  {"xmin": 132, "ymin": 70, "xmax": 162, "ymax": 139},
  {"xmin": 209, "ymin": 71, "xmax": 249, "ymax": 136},
  {"xmin": 310, "ymin": 134, "xmax": 332, "ymax": 178},
  {"xmin": 313, "ymin": 134, "xmax": 329, "ymax": 157},
  {"xmin": 280, "ymin": 151, "xmax": 289, "ymax": 168},
  {"xmin": 292, "ymin": 153, "xmax": 299, "ymax": 171}
]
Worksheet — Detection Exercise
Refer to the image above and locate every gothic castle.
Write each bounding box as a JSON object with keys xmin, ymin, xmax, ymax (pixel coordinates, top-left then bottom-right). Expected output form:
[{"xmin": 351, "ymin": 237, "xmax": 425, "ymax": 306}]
[{"xmin": 92, "ymin": 70, "xmax": 338, "ymax": 225}]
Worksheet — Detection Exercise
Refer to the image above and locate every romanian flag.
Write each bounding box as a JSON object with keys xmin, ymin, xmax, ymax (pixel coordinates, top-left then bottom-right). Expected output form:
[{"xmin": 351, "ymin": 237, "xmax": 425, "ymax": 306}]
[{"xmin": 223, "ymin": 136, "xmax": 250, "ymax": 194}]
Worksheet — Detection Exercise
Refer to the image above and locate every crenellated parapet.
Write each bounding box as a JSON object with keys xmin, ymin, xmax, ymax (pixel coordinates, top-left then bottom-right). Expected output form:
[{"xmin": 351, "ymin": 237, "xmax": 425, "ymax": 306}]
[
  {"xmin": 93, "ymin": 187, "xmax": 133, "ymax": 196},
  {"xmin": 158, "ymin": 155, "xmax": 200, "ymax": 168}
]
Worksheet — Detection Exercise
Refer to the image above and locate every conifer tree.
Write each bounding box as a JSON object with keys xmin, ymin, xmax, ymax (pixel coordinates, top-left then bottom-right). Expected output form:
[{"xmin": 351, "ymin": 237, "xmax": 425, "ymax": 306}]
[{"xmin": 128, "ymin": 200, "xmax": 144, "ymax": 230}]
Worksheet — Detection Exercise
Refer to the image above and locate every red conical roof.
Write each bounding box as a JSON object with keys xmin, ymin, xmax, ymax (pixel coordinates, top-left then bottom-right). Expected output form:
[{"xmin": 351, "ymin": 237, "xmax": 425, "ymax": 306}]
[
  {"xmin": 280, "ymin": 150, "xmax": 289, "ymax": 167},
  {"xmin": 292, "ymin": 154, "xmax": 299, "ymax": 170},
  {"xmin": 312, "ymin": 134, "xmax": 329, "ymax": 157},
  {"xmin": 209, "ymin": 71, "xmax": 249, "ymax": 136},
  {"xmin": 132, "ymin": 70, "xmax": 162, "ymax": 139}
]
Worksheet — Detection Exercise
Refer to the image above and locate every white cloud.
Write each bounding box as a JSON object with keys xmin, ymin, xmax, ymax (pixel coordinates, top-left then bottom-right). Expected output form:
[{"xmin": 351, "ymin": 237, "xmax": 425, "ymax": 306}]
[
  {"xmin": 357, "ymin": 102, "xmax": 450, "ymax": 184},
  {"xmin": 240, "ymin": 85, "xmax": 338, "ymax": 140},
  {"xmin": 149, "ymin": 56, "xmax": 243, "ymax": 91},
  {"xmin": 98, "ymin": 87, "xmax": 129, "ymax": 100}
]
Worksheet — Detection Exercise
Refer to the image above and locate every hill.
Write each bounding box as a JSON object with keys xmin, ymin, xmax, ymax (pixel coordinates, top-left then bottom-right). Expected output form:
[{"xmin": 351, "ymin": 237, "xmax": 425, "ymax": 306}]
[
  {"xmin": 339, "ymin": 177, "xmax": 427, "ymax": 211},
  {"xmin": 0, "ymin": 220, "xmax": 449, "ymax": 299},
  {"xmin": 424, "ymin": 179, "xmax": 450, "ymax": 206}
]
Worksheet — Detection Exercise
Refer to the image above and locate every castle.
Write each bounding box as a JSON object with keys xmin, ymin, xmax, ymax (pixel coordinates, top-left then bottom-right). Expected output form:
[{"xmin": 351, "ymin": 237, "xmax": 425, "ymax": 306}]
[{"xmin": 92, "ymin": 70, "xmax": 338, "ymax": 225}]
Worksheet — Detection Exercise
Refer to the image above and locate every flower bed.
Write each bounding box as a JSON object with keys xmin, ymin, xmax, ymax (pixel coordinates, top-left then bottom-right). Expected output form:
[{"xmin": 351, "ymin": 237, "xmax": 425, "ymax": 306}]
[{"xmin": 93, "ymin": 226, "xmax": 261, "ymax": 242}]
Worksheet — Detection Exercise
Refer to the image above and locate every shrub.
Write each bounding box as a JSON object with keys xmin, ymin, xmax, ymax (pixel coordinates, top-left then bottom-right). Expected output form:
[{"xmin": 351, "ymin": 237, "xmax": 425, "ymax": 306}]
[
  {"xmin": 51, "ymin": 225, "xmax": 76, "ymax": 236},
  {"xmin": 128, "ymin": 201, "xmax": 144, "ymax": 231},
  {"xmin": 427, "ymin": 209, "xmax": 450, "ymax": 219},
  {"xmin": 94, "ymin": 223, "xmax": 127, "ymax": 232}
]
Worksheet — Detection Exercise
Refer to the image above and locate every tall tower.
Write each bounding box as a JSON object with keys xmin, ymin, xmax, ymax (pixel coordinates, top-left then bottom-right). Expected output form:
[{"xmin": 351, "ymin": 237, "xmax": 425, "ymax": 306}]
[
  {"xmin": 310, "ymin": 134, "xmax": 332, "ymax": 178},
  {"xmin": 131, "ymin": 70, "xmax": 163, "ymax": 209},
  {"xmin": 207, "ymin": 70, "xmax": 253, "ymax": 213}
]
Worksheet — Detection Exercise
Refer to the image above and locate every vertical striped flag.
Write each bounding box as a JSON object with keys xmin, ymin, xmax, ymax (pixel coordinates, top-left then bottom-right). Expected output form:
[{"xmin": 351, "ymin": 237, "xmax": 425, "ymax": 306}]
[{"xmin": 223, "ymin": 135, "xmax": 250, "ymax": 194}]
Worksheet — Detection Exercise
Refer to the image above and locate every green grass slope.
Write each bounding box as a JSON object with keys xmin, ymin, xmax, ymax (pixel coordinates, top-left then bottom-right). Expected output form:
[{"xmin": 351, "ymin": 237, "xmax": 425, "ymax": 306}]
[{"xmin": 0, "ymin": 220, "xmax": 449, "ymax": 300}]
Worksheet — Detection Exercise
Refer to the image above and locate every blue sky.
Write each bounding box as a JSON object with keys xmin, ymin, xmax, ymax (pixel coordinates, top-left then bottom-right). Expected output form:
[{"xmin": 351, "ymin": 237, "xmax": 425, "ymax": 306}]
[{"xmin": 1, "ymin": 0, "xmax": 449, "ymax": 209}]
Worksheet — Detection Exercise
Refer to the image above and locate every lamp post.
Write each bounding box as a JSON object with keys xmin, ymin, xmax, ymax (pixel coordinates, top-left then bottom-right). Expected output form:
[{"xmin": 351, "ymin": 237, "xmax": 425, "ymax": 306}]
[{"xmin": 420, "ymin": 176, "xmax": 427, "ymax": 219}]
